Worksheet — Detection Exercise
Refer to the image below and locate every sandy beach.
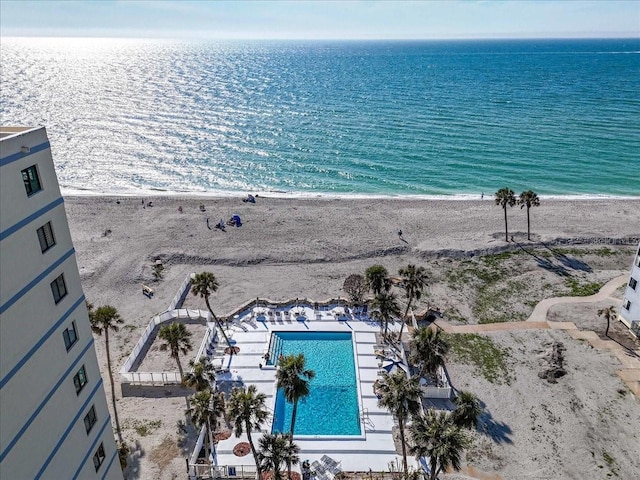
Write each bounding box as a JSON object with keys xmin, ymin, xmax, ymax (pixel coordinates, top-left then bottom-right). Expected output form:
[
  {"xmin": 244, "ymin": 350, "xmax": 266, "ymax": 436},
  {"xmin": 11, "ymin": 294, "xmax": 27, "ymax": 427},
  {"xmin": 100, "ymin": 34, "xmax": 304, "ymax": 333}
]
[{"xmin": 64, "ymin": 195, "xmax": 640, "ymax": 479}]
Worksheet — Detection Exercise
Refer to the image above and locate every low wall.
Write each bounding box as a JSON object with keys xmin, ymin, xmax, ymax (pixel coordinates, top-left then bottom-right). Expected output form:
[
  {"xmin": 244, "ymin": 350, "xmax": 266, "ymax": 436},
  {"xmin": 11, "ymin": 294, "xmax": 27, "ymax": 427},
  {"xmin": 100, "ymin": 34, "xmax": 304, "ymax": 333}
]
[{"xmin": 119, "ymin": 308, "xmax": 210, "ymax": 385}]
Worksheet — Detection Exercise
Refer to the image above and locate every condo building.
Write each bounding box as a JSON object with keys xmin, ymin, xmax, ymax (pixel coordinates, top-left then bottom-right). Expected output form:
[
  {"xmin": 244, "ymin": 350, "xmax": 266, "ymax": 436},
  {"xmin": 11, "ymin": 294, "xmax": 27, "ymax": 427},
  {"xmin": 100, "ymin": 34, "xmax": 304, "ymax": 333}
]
[
  {"xmin": 620, "ymin": 242, "xmax": 640, "ymax": 338},
  {"xmin": 0, "ymin": 127, "xmax": 122, "ymax": 479}
]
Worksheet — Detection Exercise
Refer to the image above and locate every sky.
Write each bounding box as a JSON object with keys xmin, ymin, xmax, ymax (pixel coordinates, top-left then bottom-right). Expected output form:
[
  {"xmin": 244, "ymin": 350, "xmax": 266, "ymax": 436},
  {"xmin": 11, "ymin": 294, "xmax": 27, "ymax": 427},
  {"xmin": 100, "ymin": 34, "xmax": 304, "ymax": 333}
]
[{"xmin": 0, "ymin": 0, "xmax": 638, "ymax": 40}]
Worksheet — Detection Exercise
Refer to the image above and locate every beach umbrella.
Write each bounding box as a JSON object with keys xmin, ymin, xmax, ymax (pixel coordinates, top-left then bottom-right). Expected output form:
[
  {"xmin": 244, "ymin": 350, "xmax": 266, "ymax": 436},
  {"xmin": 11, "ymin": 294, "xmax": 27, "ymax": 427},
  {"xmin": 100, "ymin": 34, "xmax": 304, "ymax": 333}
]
[{"xmin": 382, "ymin": 358, "xmax": 408, "ymax": 374}]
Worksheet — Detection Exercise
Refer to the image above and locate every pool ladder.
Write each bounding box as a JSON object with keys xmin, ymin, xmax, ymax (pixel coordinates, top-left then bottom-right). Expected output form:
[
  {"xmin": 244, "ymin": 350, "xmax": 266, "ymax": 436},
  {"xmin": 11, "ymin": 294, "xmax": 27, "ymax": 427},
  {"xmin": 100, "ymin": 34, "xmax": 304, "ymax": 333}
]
[{"xmin": 267, "ymin": 335, "xmax": 283, "ymax": 365}]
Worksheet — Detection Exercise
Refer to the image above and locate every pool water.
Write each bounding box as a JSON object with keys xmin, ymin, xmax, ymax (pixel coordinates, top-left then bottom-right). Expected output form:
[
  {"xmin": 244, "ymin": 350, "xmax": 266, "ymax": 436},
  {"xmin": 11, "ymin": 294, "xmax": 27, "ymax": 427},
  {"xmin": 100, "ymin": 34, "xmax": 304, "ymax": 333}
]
[{"xmin": 270, "ymin": 332, "xmax": 361, "ymax": 436}]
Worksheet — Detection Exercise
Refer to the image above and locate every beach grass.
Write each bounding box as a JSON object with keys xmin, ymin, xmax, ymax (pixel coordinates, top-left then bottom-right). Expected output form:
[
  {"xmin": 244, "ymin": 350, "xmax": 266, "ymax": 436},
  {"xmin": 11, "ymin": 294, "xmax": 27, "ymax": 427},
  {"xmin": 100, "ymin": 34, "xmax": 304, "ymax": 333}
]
[
  {"xmin": 445, "ymin": 333, "xmax": 513, "ymax": 385},
  {"xmin": 562, "ymin": 278, "xmax": 603, "ymax": 297}
]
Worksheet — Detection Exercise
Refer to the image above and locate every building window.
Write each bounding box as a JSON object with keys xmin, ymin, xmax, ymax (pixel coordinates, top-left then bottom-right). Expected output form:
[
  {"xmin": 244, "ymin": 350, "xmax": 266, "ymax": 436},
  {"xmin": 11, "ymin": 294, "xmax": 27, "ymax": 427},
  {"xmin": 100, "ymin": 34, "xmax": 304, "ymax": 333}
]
[
  {"xmin": 37, "ymin": 222, "xmax": 56, "ymax": 253},
  {"xmin": 50, "ymin": 274, "xmax": 67, "ymax": 304},
  {"xmin": 73, "ymin": 365, "xmax": 88, "ymax": 394},
  {"xmin": 636, "ymin": 255, "xmax": 640, "ymax": 268},
  {"xmin": 21, "ymin": 165, "xmax": 42, "ymax": 196},
  {"xmin": 92, "ymin": 443, "xmax": 106, "ymax": 472},
  {"xmin": 84, "ymin": 405, "xmax": 97, "ymax": 434},
  {"xmin": 630, "ymin": 277, "xmax": 638, "ymax": 291},
  {"xmin": 623, "ymin": 298, "xmax": 631, "ymax": 311},
  {"xmin": 63, "ymin": 321, "xmax": 78, "ymax": 351}
]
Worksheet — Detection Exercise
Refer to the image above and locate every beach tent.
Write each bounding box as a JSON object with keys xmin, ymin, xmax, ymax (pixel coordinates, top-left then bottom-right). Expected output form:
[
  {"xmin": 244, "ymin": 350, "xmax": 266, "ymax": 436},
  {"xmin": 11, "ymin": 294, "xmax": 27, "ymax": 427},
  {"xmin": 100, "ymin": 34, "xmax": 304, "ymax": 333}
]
[{"xmin": 232, "ymin": 214, "xmax": 242, "ymax": 227}]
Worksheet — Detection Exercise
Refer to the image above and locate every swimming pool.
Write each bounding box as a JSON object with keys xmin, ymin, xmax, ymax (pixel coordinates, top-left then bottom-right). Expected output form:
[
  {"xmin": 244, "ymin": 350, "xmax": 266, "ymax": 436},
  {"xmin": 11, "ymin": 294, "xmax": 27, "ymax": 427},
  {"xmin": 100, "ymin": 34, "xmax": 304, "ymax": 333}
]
[{"xmin": 270, "ymin": 332, "xmax": 361, "ymax": 436}]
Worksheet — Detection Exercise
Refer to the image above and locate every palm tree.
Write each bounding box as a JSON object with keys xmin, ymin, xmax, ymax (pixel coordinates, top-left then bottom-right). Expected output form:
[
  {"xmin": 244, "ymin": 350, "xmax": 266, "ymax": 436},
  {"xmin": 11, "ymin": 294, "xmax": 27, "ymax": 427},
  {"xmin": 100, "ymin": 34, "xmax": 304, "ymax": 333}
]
[
  {"xmin": 409, "ymin": 409, "xmax": 470, "ymax": 480},
  {"xmin": 494, "ymin": 187, "xmax": 517, "ymax": 242},
  {"xmin": 377, "ymin": 370, "xmax": 422, "ymax": 479},
  {"xmin": 398, "ymin": 264, "xmax": 429, "ymax": 339},
  {"xmin": 258, "ymin": 433, "xmax": 300, "ymax": 480},
  {"xmin": 227, "ymin": 385, "xmax": 269, "ymax": 476},
  {"xmin": 184, "ymin": 356, "xmax": 216, "ymax": 392},
  {"xmin": 158, "ymin": 322, "xmax": 193, "ymax": 382},
  {"xmin": 518, "ymin": 190, "xmax": 540, "ymax": 241},
  {"xmin": 187, "ymin": 390, "xmax": 225, "ymax": 461},
  {"xmin": 90, "ymin": 305, "xmax": 124, "ymax": 444},
  {"xmin": 276, "ymin": 354, "xmax": 315, "ymax": 478},
  {"xmin": 365, "ymin": 264, "xmax": 391, "ymax": 296},
  {"xmin": 371, "ymin": 291, "xmax": 401, "ymax": 340},
  {"xmin": 191, "ymin": 271, "xmax": 232, "ymax": 352},
  {"xmin": 452, "ymin": 390, "xmax": 482, "ymax": 430},
  {"xmin": 597, "ymin": 305, "xmax": 617, "ymax": 338},
  {"xmin": 410, "ymin": 327, "xmax": 450, "ymax": 379}
]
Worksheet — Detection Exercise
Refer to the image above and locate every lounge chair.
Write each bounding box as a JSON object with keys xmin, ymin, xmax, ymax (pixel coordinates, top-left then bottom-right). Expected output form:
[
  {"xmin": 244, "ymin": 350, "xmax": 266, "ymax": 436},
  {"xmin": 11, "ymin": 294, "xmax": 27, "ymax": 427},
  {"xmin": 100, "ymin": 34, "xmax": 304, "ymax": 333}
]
[
  {"xmin": 211, "ymin": 357, "xmax": 229, "ymax": 374},
  {"xmin": 320, "ymin": 455, "xmax": 342, "ymax": 475}
]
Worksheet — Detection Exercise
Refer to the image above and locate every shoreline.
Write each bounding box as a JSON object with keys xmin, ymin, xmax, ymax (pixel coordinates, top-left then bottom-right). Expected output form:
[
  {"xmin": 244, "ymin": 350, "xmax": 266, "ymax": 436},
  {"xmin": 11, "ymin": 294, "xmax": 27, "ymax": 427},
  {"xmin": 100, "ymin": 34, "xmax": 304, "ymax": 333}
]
[
  {"xmin": 61, "ymin": 188, "xmax": 640, "ymax": 202},
  {"xmin": 64, "ymin": 194, "xmax": 640, "ymax": 479}
]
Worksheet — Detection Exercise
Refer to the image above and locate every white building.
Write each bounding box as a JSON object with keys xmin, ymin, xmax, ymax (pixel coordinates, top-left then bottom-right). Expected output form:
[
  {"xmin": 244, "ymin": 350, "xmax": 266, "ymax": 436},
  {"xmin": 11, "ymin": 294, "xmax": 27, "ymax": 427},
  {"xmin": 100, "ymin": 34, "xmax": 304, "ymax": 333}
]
[
  {"xmin": 0, "ymin": 127, "xmax": 122, "ymax": 479},
  {"xmin": 619, "ymin": 242, "xmax": 640, "ymax": 338}
]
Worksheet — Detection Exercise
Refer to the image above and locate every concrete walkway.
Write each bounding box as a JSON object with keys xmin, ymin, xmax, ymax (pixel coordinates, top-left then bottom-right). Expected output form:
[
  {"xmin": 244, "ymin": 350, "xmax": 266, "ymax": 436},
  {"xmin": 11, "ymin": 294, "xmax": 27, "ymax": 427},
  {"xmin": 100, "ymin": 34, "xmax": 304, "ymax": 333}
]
[
  {"xmin": 433, "ymin": 274, "xmax": 639, "ymax": 397},
  {"xmin": 526, "ymin": 274, "xmax": 628, "ymax": 322}
]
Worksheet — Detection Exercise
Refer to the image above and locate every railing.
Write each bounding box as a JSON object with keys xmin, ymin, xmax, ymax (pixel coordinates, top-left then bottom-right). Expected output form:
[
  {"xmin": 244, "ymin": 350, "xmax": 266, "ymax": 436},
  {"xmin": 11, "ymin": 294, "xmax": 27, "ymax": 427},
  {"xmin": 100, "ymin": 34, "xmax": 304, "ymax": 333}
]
[
  {"xmin": 168, "ymin": 272, "xmax": 194, "ymax": 311},
  {"xmin": 119, "ymin": 307, "xmax": 211, "ymax": 384},
  {"xmin": 211, "ymin": 465, "xmax": 258, "ymax": 479},
  {"xmin": 221, "ymin": 296, "xmax": 359, "ymax": 323},
  {"xmin": 189, "ymin": 460, "xmax": 257, "ymax": 480},
  {"xmin": 194, "ymin": 324, "xmax": 217, "ymax": 362},
  {"xmin": 421, "ymin": 365, "xmax": 452, "ymax": 399},
  {"xmin": 188, "ymin": 424, "xmax": 207, "ymax": 480}
]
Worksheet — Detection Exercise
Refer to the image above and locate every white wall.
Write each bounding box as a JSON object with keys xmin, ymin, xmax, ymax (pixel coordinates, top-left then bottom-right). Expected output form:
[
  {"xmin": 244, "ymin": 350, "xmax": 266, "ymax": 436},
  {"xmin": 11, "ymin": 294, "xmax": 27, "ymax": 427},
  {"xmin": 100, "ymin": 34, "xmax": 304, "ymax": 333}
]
[
  {"xmin": 620, "ymin": 243, "xmax": 640, "ymax": 326},
  {"xmin": 0, "ymin": 127, "xmax": 121, "ymax": 479}
]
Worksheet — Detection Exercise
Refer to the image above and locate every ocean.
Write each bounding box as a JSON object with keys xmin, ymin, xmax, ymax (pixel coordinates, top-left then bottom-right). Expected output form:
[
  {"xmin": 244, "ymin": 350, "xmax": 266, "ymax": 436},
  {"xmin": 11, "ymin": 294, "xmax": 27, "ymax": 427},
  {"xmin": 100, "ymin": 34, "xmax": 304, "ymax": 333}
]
[{"xmin": 1, "ymin": 37, "xmax": 639, "ymax": 198}]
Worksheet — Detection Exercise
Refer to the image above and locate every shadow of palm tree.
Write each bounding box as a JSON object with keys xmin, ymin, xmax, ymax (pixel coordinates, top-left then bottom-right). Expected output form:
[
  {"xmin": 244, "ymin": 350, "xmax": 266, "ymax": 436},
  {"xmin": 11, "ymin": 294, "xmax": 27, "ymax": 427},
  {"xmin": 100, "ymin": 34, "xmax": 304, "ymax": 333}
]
[
  {"xmin": 479, "ymin": 401, "xmax": 513, "ymax": 445},
  {"xmin": 534, "ymin": 257, "xmax": 571, "ymax": 277},
  {"xmin": 121, "ymin": 383, "xmax": 194, "ymax": 398},
  {"xmin": 122, "ymin": 439, "xmax": 145, "ymax": 479},
  {"xmin": 541, "ymin": 242, "xmax": 592, "ymax": 272}
]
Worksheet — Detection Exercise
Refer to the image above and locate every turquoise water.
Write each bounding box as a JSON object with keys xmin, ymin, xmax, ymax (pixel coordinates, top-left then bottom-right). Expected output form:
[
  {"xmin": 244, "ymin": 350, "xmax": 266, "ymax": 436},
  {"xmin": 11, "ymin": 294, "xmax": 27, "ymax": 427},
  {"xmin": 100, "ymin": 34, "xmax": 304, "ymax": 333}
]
[
  {"xmin": 270, "ymin": 332, "xmax": 360, "ymax": 436},
  {"xmin": 1, "ymin": 38, "xmax": 639, "ymax": 197}
]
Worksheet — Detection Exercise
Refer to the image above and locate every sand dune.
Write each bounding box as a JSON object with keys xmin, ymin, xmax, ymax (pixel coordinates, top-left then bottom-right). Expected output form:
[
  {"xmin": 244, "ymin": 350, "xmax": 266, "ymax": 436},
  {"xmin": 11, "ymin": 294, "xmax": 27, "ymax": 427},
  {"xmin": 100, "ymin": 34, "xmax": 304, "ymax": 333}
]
[{"xmin": 65, "ymin": 195, "xmax": 640, "ymax": 479}]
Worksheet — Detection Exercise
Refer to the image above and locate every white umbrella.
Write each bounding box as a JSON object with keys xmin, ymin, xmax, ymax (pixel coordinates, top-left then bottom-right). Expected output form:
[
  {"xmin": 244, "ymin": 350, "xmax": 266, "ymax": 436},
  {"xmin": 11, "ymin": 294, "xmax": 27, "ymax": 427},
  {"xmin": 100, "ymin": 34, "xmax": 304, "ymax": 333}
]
[{"xmin": 382, "ymin": 359, "xmax": 408, "ymax": 374}]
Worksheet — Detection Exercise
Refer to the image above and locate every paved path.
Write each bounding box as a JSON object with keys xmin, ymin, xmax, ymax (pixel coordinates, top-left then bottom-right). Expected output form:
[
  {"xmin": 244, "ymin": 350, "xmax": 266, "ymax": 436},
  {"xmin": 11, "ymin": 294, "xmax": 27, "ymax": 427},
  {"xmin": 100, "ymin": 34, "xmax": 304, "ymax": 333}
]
[
  {"xmin": 432, "ymin": 274, "xmax": 639, "ymax": 397},
  {"xmin": 526, "ymin": 274, "xmax": 628, "ymax": 322}
]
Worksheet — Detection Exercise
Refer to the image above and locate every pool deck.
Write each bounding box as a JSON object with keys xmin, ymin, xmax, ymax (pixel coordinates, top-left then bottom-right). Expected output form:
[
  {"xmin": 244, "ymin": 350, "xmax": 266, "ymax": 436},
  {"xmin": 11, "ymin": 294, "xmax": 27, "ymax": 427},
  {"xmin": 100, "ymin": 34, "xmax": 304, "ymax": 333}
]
[{"xmin": 210, "ymin": 309, "xmax": 415, "ymax": 472}]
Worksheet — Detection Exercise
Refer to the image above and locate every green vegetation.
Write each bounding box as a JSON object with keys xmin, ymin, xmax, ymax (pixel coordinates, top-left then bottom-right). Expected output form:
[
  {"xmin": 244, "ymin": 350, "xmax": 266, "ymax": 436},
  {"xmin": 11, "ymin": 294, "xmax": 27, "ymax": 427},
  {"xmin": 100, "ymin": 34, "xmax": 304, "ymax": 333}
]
[
  {"xmin": 475, "ymin": 279, "xmax": 528, "ymax": 324},
  {"xmin": 563, "ymin": 278, "xmax": 603, "ymax": 297},
  {"xmin": 552, "ymin": 246, "xmax": 622, "ymax": 257},
  {"xmin": 602, "ymin": 450, "xmax": 619, "ymax": 477},
  {"xmin": 441, "ymin": 245, "xmax": 629, "ymax": 324},
  {"xmin": 126, "ymin": 419, "xmax": 163, "ymax": 436},
  {"xmin": 444, "ymin": 306, "xmax": 468, "ymax": 324},
  {"xmin": 446, "ymin": 333, "xmax": 513, "ymax": 385},
  {"xmin": 480, "ymin": 250, "xmax": 523, "ymax": 268}
]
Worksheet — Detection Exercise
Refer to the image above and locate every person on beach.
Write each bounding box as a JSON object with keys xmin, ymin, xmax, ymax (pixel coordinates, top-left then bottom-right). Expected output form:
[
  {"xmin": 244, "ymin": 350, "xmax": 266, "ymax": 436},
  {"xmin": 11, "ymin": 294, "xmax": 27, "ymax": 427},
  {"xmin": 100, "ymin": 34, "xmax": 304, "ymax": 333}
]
[{"xmin": 206, "ymin": 217, "xmax": 211, "ymax": 229}]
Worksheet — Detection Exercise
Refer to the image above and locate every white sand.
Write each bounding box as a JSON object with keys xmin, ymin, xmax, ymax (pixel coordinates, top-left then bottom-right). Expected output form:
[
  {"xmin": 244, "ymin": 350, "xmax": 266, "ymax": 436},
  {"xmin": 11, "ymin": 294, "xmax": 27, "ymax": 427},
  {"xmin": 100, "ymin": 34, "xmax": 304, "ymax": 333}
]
[{"xmin": 64, "ymin": 195, "xmax": 640, "ymax": 479}]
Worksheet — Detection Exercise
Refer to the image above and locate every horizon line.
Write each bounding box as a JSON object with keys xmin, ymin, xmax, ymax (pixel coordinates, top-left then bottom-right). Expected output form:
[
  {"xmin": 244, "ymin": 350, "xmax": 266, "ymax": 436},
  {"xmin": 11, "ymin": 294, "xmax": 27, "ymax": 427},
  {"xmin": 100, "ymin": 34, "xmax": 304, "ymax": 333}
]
[{"xmin": 3, "ymin": 34, "xmax": 639, "ymax": 41}]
